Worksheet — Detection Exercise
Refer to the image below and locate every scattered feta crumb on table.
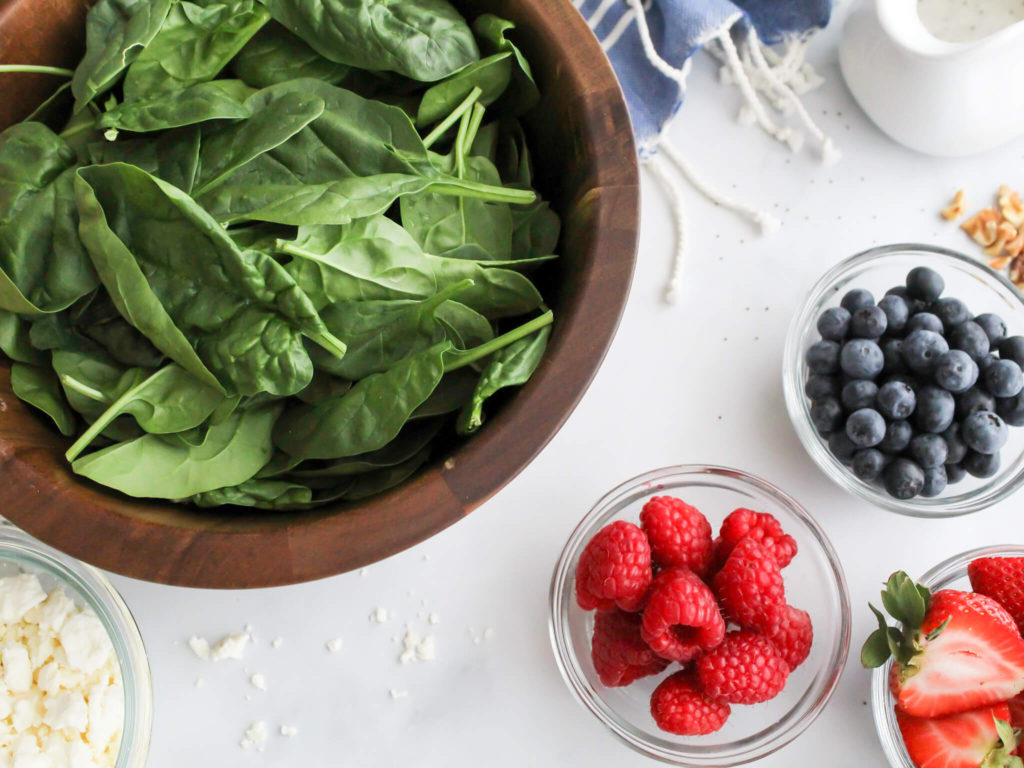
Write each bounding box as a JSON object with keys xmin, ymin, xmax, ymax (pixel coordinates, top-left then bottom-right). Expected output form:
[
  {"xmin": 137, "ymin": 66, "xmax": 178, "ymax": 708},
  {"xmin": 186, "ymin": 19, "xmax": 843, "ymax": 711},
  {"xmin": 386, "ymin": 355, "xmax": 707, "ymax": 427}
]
[
  {"xmin": 370, "ymin": 607, "xmax": 391, "ymax": 624},
  {"xmin": 188, "ymin": 635, "xmax": 210, "ymax": 660},
  {"xmin": 326, "ymin": 637, "xmax": 343, "ymax": 653},
  {"xmin": 271, "ymin": 637, "xmax": 283, "ymax": 649},
  {"xmin": 281, "ymin": 724, "xmax": 298, "ymax": 737},
  {"xmin": 428, "ymin": 612, "xmax": 440, "ymax": 626},
  {"xmin": 250, "ymin": 673, "xmax": 266, "ymax": 691},
  {"xmin": 389, "ymin": 689, "xmax": 408, "ymax": 699},
  {"xmin": 240, "ymin": 720, "xmax": 268, "ymax": 751}
]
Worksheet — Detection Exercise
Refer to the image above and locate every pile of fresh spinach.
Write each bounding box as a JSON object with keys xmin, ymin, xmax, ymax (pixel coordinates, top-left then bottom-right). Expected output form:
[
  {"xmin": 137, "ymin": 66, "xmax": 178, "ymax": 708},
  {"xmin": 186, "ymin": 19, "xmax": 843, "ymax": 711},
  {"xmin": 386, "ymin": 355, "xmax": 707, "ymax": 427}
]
[{"xmin": 0, "ymin": 0, "xmax": 559, "ymax": 510}]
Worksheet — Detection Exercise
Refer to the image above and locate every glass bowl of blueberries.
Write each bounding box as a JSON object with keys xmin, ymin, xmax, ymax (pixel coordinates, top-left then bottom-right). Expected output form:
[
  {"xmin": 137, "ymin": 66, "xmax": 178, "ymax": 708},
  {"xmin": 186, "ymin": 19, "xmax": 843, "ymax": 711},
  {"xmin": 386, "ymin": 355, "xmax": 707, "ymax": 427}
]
[{"xmin": 783, "ymin": 243, "xmax": 1024, "ymax": 517}]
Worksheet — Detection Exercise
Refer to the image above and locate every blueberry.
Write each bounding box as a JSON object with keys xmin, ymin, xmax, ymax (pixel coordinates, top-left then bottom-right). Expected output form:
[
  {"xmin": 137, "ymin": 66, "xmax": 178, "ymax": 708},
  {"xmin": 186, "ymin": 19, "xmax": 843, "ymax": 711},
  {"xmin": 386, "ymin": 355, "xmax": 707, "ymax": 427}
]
[
  {"xmin": 949, "ymin": 321, "xmax": 991, "ymax": 361},
  {"xmin": 998, "ymin": 336, "xmax": 1024, "ymax": 367},
  {"xmin": 877, "ymin": 295, "xmax": 910, "ymax": 336},
  {"xmin": 933, "ymin": 350, "xmax": 979, "ymax": 393},
  {"xmin": 842, "ymin": 379, "xmax": 878, "ymax": 411},
  {"xmin": 841, "ymin": 339, "xmax": 885, "ymax": 379},
  {"xmin": 921, "ymin": 465, "xmax": 948, "ymax": 497},
  {"xmin": 828, "ymin": 431, "xmax": 858, "ymax": 464},
  {"xmin": 984, "ymin": 359, "xmax": 1024, "ymax": 398},
  {"xmin": 841, "ymin": 288, "xmax": 875, "ymax": 313},
  {"xmin": 878, "ymin": 420, "xmax": 913, "ymax": 453},
  {"xmin": 996, "ymin": 392, "xmax": 1024, "ymax": 427},
  {"xmin": 941, "ymin": 423, "xmax": 968, "ymax": 464},
  {"xmin": 810, "ymin": 398, "xmax": 844, "ymax": 434},
  {"xmin": 853, "ymin": 448, "xmax": 888, "ymax": 481},
  {"xmin": 908, "ymin": 433, "xmax": 948, "ymax": 468},
  {"xmin": 851, "ymin": 306, "xmax": 887, "ymax": 339},
  {"xmin": 876, "ymin": 380, "xmax": 916, "ymax": 420},
  {"xmin": 846, "ymin": 408, "xmax": 887, "ymax": 448},
  {"xmin": 816, "ymin": 307, "xmax": 851, "ymax": 342},
  {"xmin": 905, "ymin": 313, "xmax": 944, "ymax": 335},
  {"xmin": 956, "ymin": 387, "xmax": 997, "ymax": 420},
  {"xmin": 914, "ymin": 385, "xmax": 956, "ymax": 433},
  {"xmin": 964, "ymin": 450, "xmax": 1000, "ymax": 479},
  {"xmin": 882, "ymin": 339, "xmax": 907, "ymax": 374},
  {"xmin": 902, "ymin": 330, "xmax": 949, "ymax": 374},
  {"xmin": 806, "ymin": 340, "xmax": 841, "ymax": 375},
  {"xmin": 805, "ymin": 374, "xmax": 841, "ymax": 402},
  {"xmin": 885, "ymin": 286, "xmax": 909, "ymax": 299},
  {"xmin": 933, "ymin": 297, "xmax": 970, "ymax": 332},
  {"xmin": 977, "ymin": 354, "xmax": 999, "ymax": 374},
  {"xmin": 961, "ymin": 411, "xmax": 1008, "ymax": 454},
  {"xmin": 884, "ymin": 458, "xmax": 926, "ymax": 499},
  {"xmin": 906, "ymin": 266, "xmax": 945, "ymax": 301},
  {"xmin": 945, "ymin": 462, "xmax": 967, "ymax": 484},
  {"xmin": 975, "ymin": 313, "xmax": 1008, "ymax": 345}
]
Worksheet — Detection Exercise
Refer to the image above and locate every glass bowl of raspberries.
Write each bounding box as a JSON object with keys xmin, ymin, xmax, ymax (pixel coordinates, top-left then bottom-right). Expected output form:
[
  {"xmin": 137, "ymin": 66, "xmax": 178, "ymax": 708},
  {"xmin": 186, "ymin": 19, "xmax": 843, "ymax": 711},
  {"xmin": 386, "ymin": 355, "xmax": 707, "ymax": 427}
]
[
  {"xmin": 784, "ymin": 243, "xmax": 1024, "ymax": 516},
  {"xmin": 866, "ymin": 546, "xmax": 1024, "ymax": 768},
  {"xmin": 548, "ymin": 465, "xmax": 851, "ymax": 765}
]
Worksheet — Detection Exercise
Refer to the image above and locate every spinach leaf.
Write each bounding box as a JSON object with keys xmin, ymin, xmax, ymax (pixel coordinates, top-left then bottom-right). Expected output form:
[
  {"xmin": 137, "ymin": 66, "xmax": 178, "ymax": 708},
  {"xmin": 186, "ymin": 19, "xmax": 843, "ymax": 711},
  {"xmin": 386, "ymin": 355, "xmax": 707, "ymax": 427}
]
[
  {"xmin": 456, "ymin": 326, "xmax": 548, "ymax": 434},
  {"xmin": 65, "ymin": 363, "xmax": 226, "ymax": 461},
  {"xmin": 75, "ymin": 163, "xmax": 346, "ymax": 396},
  {"xmin": 70, "ymin": 0, "xmax": 176, "ymax": 112},
  {"xmin": 87, "ymin": 126, "xmax": 203, "ymax": 192},
  {"xmin": 273, "ymin": 341, "xmax": 450, "ymax": 460},
  {"xmin": 435, "ymin": 301, "xmax": 493, "ymax": 349},
  {"xmin": 472, "ymin": 15, "xmax": 538, "ymax": 115},
  {"xmin": 0, "ymin": 124, "xmax": 97, "ymax": 315},
  {"xmin": 401, "ymin": 155, "xmax": 512, "ymax": 261},
  {"xmin": 416, "ymin": 53, "xmax": 512, "ymax": 127},
  {"xmin": 52, "ymin": 349, "xmax": 127, "ymax": 414},
  {"xmin": 10, "ymin": 363, "xmax": 77, "ymax": 436},
  {"xmin": 190, "ymin": 478, "xmax": 313, "ymax": 508},
  {"xmin": 72, "ymin": 405, "xmax": 279, "ymax": 498},
  {"xmin": 340, "ymin": 445, "xmax": 431, "ymax": 501},
  {"xmin": 0, "ymin": 311, "xmax": 45, "ymax": 365},
  {"xmin": 232, "ymin": 22, "xmax": 350, "ymax": 88},
  {"xmin": 98, "ymin": 79, "xmax": 254, "ymax": 132},
  {"xmin": 122, "ymin": 0, "xmax": 270, "ymax": 100},
  {"xmin": 73, "ymin": 291, "xmax": 168, "ymax": 367},
  {"xmin": 288, "ymin": 417, "xmax": 441, "ymax": 480},
  {"xmin": 308, "ymin": 278, "xmax": 472, "ymax": 380},
  {"xmin": 294, "ymin": 369, "xmax": 352, "ymax": 404},
  {"xmin": 254, "ymin": 0, "xmax": 478, "ymax": 81},
  {"xmin": 191, "ymin": 90, "xmax": 325, "ymax": 196},
  {"xmin": 410, "ymin": 367, "xmax": 477, "ymax": 418},
  {"xmin": 280, "ymin": 217, "xmax": 543, "ymax": 318},
  {"xmin": 511, "ymin": 197, "xmax": 561, "ymax": 261}
]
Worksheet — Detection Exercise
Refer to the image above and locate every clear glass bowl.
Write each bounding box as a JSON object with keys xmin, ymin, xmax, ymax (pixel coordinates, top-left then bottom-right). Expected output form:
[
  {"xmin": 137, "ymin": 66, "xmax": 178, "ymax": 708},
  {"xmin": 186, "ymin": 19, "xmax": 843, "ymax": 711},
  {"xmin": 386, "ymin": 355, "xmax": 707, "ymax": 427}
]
[
  {"xmin": 548, "ymin": 466, "xmax": 851, "ymax": 766},
  {"xmin": 783, "ymin": 244, "xmax": 1024, "ymax": 517},
  {"xmin": 871, "ymin": 545, "xmax": 1024, "ymax": 768},
  {"xmin": 0, "ymin": 524, "xmax": 152, "ymax": 766}
]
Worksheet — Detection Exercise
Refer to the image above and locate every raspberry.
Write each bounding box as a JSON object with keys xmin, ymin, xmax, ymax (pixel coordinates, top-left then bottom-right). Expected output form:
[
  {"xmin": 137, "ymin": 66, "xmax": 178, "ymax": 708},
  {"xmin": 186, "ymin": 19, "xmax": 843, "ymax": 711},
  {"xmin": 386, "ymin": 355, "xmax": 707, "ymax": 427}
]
[
  {"xmin": 591, "ymin": 610, "xmax": 669, "ymax": 687},
  {"xmin": 763, "ymin": 605, "xmax": 813, "ymax": 670},
  {"xmin": 650, "ymin": 671, "xmax": 731, "ymax": 736},
  {"xmin": 718, "ymin": 508, "xmax": 798, "ymax": 568},
  {"xmin": 641, "ymin": 567, "xmax": 725, "ymax": 662},
  {"xmin": 575, "ymin": 521, "xmax": 652, "ymax": 612},
  {"xmin": 695, "ymin": 630, "xmax": 790, "ymax": 704},
  {"xmin": 640, "ymin": 496, "xmax": 713, "ymax": 575},
  {"xmin": 713, "ymin": 537, "xmax": 787, "ymax": 630}
]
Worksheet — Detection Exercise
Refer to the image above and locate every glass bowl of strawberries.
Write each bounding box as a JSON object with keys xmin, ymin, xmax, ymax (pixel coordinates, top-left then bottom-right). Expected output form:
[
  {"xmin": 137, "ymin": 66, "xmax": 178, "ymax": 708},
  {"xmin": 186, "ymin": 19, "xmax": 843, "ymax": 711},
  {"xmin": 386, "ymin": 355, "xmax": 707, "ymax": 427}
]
[
  {"xmin": 549, "ymin": 465, "xmax": 851, "ymax": 765},
  {"xmin": 867, "ymin": 546, "xmax": 1024, "ymax": 768}
]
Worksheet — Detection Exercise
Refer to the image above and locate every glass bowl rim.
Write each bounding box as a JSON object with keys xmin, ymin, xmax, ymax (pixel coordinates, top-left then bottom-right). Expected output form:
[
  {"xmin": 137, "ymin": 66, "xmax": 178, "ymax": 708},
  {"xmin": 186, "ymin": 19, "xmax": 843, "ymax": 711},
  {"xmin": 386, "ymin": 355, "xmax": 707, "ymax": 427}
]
[
  {"xmin": 782, "ymin": 242, "xmax": 1024, "ymax": 518},
  {"xmin": 870, "ymin": 544, "xmax": 1024, "ymax": 768},
  {"xmin": 548, "ymin": 464, "xmax": 852, "ymax": 766},
  {"xmin": 0, "ymin": 524, "xmax": 153, "ymax": 766}
]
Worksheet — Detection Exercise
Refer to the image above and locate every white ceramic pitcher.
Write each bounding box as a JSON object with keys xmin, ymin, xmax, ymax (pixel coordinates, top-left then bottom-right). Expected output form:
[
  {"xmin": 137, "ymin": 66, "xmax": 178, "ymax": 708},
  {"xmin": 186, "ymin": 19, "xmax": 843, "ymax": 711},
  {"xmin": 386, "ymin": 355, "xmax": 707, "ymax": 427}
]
[{"xmin": 840, "ymin": 0, "xmax": 1024, "ymax": 157}]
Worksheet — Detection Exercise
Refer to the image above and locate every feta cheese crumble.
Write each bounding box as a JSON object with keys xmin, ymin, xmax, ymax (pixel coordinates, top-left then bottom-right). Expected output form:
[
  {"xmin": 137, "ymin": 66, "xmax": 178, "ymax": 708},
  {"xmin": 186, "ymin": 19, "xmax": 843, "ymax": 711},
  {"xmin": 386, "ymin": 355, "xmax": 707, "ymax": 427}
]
[
  {"xmin": 250, "ymin": 673, "xmax": 266, "ymax": 691},
  {"xmin": 240, "ymin": 720, "xmax": 267, "ymax": 751},
  {"xmin": 0, "ymin": 573, "xmax": 123, "ymax": 767},
  {"xmin": 325, "ymin": 638, "xmax": 343, "ymax": 653},
  {"xmin": 280, "ymin": 725, "xmax": 297, "ymax": 737},
  {"xmin": 369, "ymin": 608, "xmax": 391, "ymax": 624}
]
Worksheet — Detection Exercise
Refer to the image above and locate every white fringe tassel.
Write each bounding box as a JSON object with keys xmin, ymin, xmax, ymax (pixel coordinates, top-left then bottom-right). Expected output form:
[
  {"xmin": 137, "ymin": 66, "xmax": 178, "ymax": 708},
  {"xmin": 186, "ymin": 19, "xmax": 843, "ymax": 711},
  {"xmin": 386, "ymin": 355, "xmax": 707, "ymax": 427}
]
[
  {"xmin": 623, "ymin": 0, "xmax": 690, "ymax": 86},
  {"xmin": 644, "ymin": 157, "xmax": 689, "ymax": 305}
]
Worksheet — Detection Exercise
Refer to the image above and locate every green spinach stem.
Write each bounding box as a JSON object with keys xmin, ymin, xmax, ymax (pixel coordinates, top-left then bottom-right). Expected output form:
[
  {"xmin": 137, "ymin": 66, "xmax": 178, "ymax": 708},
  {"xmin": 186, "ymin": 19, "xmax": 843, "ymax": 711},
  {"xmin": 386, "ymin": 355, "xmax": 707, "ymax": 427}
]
[
  {"xmin": 444, "ymin": 310, "xmax": 553, "ymax": 372},
  {"xmin": 306, "ymin": 330, "xmax": 348, "ymax": 360},
  {"xmin": 65, "ymin": 369, "xmax": 152, "ymax": 462},
  {"xmin": 58, "ymin": 375, "xmax": 108, "ymax": 403},
  {"xmin": 464, "ymin": 103, "xmax": 486, "ymax": 158},
  {"xmin": 433, "ymin": 178, "xmax": 535, "ymax": 205},
  {"xmin": 0, "ymin": 65, "xmax": 75, "ymax": 77},
  {"xmin": 423, "ymin": 86, "xmax": 482, "ymax": 149}
]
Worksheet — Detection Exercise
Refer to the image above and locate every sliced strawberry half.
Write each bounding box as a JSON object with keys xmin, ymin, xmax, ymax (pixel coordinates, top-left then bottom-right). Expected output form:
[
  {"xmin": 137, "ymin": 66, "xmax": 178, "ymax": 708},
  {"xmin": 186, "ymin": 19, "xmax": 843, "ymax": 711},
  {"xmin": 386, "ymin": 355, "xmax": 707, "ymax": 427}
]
[
  {"xmin": 969, "ymin": 557, "xmax": 1024, "ymax": 637},
  {"xmin": 1008, "ymin": 693, "xmax": 1024, "ymax": 731},
  {"xmin": 862, "ymin": 572, "xmax": 1024, "ymax": 718},
  {"xmin": 896, "ymin": 704, "xmax": 1020, "ymax": 768}
]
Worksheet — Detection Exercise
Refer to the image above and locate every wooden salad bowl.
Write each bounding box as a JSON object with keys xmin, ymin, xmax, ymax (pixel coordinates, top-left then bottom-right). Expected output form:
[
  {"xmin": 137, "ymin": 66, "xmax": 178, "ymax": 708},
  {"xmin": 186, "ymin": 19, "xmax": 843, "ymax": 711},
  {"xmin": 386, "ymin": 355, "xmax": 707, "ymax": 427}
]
[{"xmin": 0, "ymin": 0, "xmax": 639, "ymax": 587}]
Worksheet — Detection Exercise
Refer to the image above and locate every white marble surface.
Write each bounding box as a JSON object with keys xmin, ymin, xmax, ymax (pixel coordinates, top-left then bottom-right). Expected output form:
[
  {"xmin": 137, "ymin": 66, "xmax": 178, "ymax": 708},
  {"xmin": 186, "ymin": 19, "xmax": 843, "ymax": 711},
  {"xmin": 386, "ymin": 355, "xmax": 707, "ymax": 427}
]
[{"xmin": 106, "ymin": 6, "xmax": 1024, "ymax": 766}]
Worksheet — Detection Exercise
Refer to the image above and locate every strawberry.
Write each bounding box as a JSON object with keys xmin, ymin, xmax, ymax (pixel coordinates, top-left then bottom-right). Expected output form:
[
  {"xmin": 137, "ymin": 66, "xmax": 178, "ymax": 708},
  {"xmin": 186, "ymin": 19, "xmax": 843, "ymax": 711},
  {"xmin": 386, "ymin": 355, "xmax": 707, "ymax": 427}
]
[
  {"xmin": 969, "ymin": 557, "xmax": 1024, "ymax": 636},
  {"xmin": 895, "ymin": 704, "xmax": 1020, "ymax": 768},
  {"xmin": 1009, "ymin": 693, "xmax": 1024, "ymax": 731},
  {"xmin": 861, "ymin": 572, "xmax": 1024, "ymax": 718}
]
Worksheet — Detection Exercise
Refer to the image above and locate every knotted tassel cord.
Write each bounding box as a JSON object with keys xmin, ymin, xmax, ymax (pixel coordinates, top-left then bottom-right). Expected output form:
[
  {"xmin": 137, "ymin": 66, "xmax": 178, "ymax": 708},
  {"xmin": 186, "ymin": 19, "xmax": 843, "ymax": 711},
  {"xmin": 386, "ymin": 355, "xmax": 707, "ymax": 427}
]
[{"xmin": 644, "ymin": 156, "xmax": 689, "ymax": 305}]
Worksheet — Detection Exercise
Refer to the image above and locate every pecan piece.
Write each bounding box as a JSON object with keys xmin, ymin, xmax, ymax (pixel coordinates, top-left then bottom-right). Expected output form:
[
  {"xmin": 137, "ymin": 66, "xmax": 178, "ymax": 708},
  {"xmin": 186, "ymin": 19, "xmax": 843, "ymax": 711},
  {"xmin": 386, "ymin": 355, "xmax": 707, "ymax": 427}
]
[
  {"xmin": 962, "ymin": 209, "xmax": 1001, "ymax": 247},
  {"xmin": 999, "ymin": 185, "xmax": 1024, "ymax": 227},
  {"xmin": 941, "ymin": 189, "xmax": 967, "ymax": 221}
]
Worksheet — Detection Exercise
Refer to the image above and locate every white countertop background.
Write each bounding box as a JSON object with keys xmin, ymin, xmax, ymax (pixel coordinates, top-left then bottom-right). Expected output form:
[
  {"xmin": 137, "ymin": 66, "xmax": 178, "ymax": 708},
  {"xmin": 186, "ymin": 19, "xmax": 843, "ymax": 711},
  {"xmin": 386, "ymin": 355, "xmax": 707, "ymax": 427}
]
[{"xmin": 103, "ymin": 5, "xmax": 1024, "ymax": 765}]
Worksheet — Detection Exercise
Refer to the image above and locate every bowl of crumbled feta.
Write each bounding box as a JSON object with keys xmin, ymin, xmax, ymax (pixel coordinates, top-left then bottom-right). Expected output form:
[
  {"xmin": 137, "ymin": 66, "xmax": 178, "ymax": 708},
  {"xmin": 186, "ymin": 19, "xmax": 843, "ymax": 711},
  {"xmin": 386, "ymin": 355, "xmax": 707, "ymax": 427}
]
[{"xmin": 0, "ymin": 524, "xmax": 151, "ymax": 766}]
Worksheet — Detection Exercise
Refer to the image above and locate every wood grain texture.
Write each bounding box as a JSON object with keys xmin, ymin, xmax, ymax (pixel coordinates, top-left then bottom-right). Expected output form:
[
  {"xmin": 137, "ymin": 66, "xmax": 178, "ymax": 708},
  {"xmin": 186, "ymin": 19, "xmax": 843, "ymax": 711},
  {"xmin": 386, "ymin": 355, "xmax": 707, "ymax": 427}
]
[{"xmin": 0, "ymin": 0, "xmax": 640, "ymax": 587}]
